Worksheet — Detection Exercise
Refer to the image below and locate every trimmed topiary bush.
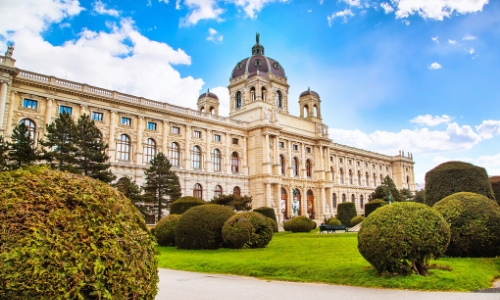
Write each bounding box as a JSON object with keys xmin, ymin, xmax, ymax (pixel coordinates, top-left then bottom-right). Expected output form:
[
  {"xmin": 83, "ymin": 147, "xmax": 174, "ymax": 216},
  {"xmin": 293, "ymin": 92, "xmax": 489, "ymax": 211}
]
[
  {"xmin": 337, "ymin": 202, "xmax": 357, "ymax": 226},
  {"xmin": 267, "ymin": 217, "xmax": 279, "ymax": 232},
  {"xmin": 175, "ymin": 204, "xmax": 235, "ymax": 250},
  {"xmin": 311, "ymin": 221, "xmax": 317, "ymax": 229},
  {"xmin": 434, "ymin": 192, "xmax": 500, "ymax": 257},
  {"xmin": 364, "ymin": 199, "xmax": 387, "ymax": 217},
  {"xmin": 0, "ymin": 167, "xmax": 158, "ymax": 299},
  {"xmin": 253, "ymin": 206, "xmax": 277, "ymax": 222},
  {"xmin": 358, "ymin": 202, "xmax": 450, "ymax": 276},
  {"xmin": 283, "ymin": 216, "xmax": 314, "ymax": 233},
  {"xmin": 326, "ymin": 217, "xmax": 341, "ymax": 225},
  {"xmin": 222, "ymin": 212, "xmax": 274, "ymax": 249},
  {"xmin": 154, "ymin": 214, "xmax": 181, "ymax": 246},
  {"xmin": 350, "ymin": 215, "xmax": 365, "ymax": 226},
  {"xmin": 425, "ymin": 161, "xmax": 495, "ymax": 207},
  {"xmin": 490, "ymin": 176, "xmax": 500, "ymax": 206},
  {"xmin": 170, "ymin": 196, "xmax": 205, "ymax": 215}
]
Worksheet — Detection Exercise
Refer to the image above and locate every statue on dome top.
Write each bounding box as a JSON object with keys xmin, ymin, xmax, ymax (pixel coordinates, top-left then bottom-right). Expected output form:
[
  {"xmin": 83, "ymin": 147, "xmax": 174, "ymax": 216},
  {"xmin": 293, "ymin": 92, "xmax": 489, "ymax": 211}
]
[
  {"xmin": 256, "ymin": 32, "xmax": 260, "ymax": 44},
  {"xmin": 5, "ymin": 43, "xmax": 14, "ymax": 58}
]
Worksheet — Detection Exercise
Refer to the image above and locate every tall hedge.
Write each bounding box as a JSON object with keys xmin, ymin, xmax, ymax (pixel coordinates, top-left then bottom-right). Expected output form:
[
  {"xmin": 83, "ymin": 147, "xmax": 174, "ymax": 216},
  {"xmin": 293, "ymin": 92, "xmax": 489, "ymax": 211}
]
[
  {"xmin": 490, "ymin": 176, "xmax": 500, "ymax": 206},
  {"xmin": 364, "ymin": 199, "xmax": 387, "ymax": 217},
  {"xmin": 170, "ymin": 196, "xmax": 205, "ymax": 214},
  {"xmin": 0, "ymin": 166, "xmax": 158, "ymax": 299},
  {"xmin": 253, "ymin": 206, "xmax": 277, "ymax": 222},
  {"xmin": 425, "ymin": 161, "xmax": 495, "ymax": 206},
  {"xmin": 337, "ymin": 202, "xmax": 357, "ymax": 226}
]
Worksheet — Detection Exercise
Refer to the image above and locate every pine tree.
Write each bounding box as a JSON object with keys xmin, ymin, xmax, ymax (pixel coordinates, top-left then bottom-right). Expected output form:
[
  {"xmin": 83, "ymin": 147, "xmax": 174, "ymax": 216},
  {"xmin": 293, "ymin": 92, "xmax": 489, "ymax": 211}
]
[
  {"xmin": 74, "ymin": 114, "xmax": 115, "ymax": 183},
  {"xmin": 0, "ymin": 135, "xmax": 9, "ymax": 171},
  {"xmin": 400, "ymin": 188, "xmax": 414, "ymax": 201},
  {"xmin": 370, "ymin": 176, "xmax": 405, "ymax": 202},
  {"xmin": 143, "ymin": 152, "xmax": 181, "ymax": 220},
  {"xmin": 8, "ymin": 123, "xmax": 39, "ymax": 169},
  {"xmin": 114, "ymin": 176, "xmax": 154, "ymax": 218},
  {"xmin": 39, "ymin": 112, "xmax": 79, "ymax": 173}
]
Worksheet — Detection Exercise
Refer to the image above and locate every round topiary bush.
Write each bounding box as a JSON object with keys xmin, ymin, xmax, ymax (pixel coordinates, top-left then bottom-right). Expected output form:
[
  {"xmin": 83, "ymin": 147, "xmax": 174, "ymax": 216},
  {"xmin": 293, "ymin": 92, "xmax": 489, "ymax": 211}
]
[
  {"xmin": 154, "ymin": 214, "xmax": 181, "ymax": 246},
  {"xmin": 170, "ymin": 196, "xmax": 205, "ymax": 215},
  {"xmin": 253, "ymin": 206, "xmax": 277, "ymax": 222},
  {"xmin": 326, "ymin": 217, "xmax": 341, "ymax": 225},
  {"xmin": 175, "ymin": 204, "xmax": 235, "ymax": 250},
  {"xmin": 222, "ymin": 212, "xmax": 274, "ymax": 249},
  {"xmin": 364, "ymin": 199, "xmax": 387, "ymax": 217},
  {"xmin": 425, "ymin": 161, "xmax": 495, "ymax": 206},
  {"xmin": 434, "ymin": 192, "xmax": 500, "ymax": 257},
  {"xmin": 350, "ymin": 215, "xmax": 365, "ymax": 226},
  {"xmin": 0, "ymin": 167, "xmax": 158, "ymax": 299},
  {"xmin": 358, "ymin": 202, "xmax": 450, "ymax": 276},
  {"xmin": 337, "ymin": 202, "xmax": 357, "ymax": 226},
  {"xmin": 283, "ymin": 216, "xmax": 314, "ymax": 233},
  {"xmin": 267, "ymin": 217, "xmax": 279, "ymax": 232}
]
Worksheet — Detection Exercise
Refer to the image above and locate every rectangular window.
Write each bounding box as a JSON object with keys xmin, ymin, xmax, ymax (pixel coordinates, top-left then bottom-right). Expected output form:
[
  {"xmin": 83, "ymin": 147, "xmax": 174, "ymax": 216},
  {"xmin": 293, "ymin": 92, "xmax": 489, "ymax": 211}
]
[
  {"xmin": 59, "ymin": 105, "xmax": 72, "ymax": 115},
  {"xmin": 357, "ymin": 161, "xmax": 360, "ymax": 167},
  {"xmin": 380, "ymin": 165, "xmax": 383, "ymax": 170},
  {"xmin": 232, "ymin": 138, "xmax": 239, "ymax": 145},
  {"xmin": 279, "ymin": 142, "xmax": 284, "ymax": 148},
  {"xmin": 92, "ymin": 112, "xmax": 103, "ymax": 121},
  {"xmin": 293, "ymin": 144, "xmax": 298, "ymax": 151},
  {"xmin": 148, "ymin": 122, "xmax": 157, "ymax": 131},
  {"xmin": 171, "ymin": 126, "xmax": 180, "ymax": 134},
  {"xmin": 330, "ymin": 156, "xmax": 333, "ymax": 162},
  {"xmin": 194, "ymin": 130, "xmax": 201, "ymax": 138},
  {"xmin": 23, "ymin": 99, "xmax": 38, "ymax": 110},
  {"xmin": 348, "ymin": 160, "xmax": 352, "ymax": 165},
  {"xmin": 214, "ymin": 134, "xmax": 221, "ymax": 142},
  {"xmin": 305, "ymin": 147, "xmax": 311, "ymax": 153},
  {"xmin": 121, "ymin": 117, "xmax": 131, "ymax": 126},
  {"xmin": 339, "ymin": 158, "xmax": 343, "ymax": 163}
]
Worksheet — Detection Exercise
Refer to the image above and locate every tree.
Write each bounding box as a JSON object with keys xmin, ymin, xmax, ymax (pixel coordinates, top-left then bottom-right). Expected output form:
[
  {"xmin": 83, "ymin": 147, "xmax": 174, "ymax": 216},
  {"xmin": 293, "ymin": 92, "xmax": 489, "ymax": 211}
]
[
  {"xmin": 39, "ymin": 112, "xmax": 79, "ymax": 173},
  {"xmin": 414, "ymin": 189, "xmax": 425, "ymax": 204},
  {"xmin": 370, "ymin": 176, "xmax": 404, "ymax": 202},
  {"xmin": 114, "ymin": 176, "xmax": 153, "ymax": 219},
  {"xmin": 400, "ymin": 188, "xmax": 414, "ymax": 202},
  {"xmin": 74, "ymin": 114, "xmax": 115, "ymax": 183},
  {"xmin": 370, "ymin": 185, "xmax": 391, "ymax": 201},
  {"xmin": 210, "ymin": 194, "xmax": 252, "ymax": 211},
  {"xmin": 143, "ymin": 152, "xmax": 181, "ymax": 221},
  {"xmin": 8, "ymin": 123, "xmax": 39, "ymax": 169},
  {"xmin": 0, "ymin": 136, "xmax": 9, "ymax": 171}
]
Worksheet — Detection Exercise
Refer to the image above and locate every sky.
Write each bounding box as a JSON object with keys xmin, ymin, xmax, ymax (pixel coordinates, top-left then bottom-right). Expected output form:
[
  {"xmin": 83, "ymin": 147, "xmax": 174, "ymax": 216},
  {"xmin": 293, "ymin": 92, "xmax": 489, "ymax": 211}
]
[{"xmin": 1, "ymin": 0, "xmax": 499, "ymax": 186}]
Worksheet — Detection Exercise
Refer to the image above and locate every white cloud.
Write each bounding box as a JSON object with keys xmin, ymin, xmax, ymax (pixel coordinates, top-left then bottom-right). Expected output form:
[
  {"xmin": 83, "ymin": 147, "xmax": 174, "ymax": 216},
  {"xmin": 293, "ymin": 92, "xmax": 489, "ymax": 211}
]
[
  {"xmin": 468, "ymin": 47, "xmax": 475, "ymax": 54},
  {"xmin": 448, "ymin": 39, "xmax": 456, "ymax": 45},
  {"xmin": 476, "ymin": 153, "xmax": 500, "ymax": 176},
  {"xmin": 402, "ymin": 19, "xmax": 410, "ymax": 25},
  {"xmin": 341, "ymin": 0, "xmax": 361, "ymax": 7},
  {"xmin": 476, "ymin": 120, "xmax": 500, "ymax": 139},
  {"xmin": 463, "ymin": 34, "xmax": 476, "ymax": 40},
  {"xmin": 393, "ymin": 0, "xmax": 489, "ymax": 21},
  {"xmin": 329, "ymin": 122, "xmax": 482, "ymax": 155},
  {"xmin": 92, "ymin": 0, "xmax": 119, "ymax": 17},
  {"xmin": 206, "ymin": 28, "xmax": 223, "ymax": 43},
  {"xmin": 431, "ymin": 36, "xmax": 439, "ymax": 44},
  {"xmin": 429, "ymin": 62, "xmax": 442, "ymax": 70},
  {"xmin": 410, "ymin": 114, "xmax": 452, "ymax": 126},
  {"xmin": 179, "ymin": 0, "xmax": 224, "ymax": 26},
  {"xmin": 327, "ymin": 9, "xmax": 354, "ymax": 26},
  {"xmin": 380, "ymin": 2, "xmax": 394, "ymax": 13},
  {"xmin": 227, "ymin": 0, "xmax": 290, "ymax": 19},
  {"xmin": 210, "ymin": 86, "xmax": 229, "ymax": 116},
  {"xmin": 176, "ymin": 0, "xmax": 181, "ymax": 9}
]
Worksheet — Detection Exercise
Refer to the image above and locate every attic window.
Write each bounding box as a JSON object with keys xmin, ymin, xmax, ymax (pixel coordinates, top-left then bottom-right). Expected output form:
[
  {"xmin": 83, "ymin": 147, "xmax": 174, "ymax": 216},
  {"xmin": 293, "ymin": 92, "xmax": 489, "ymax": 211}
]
[
  {"xmin": 273, "ymin": 62, "xmax": 279, "ymax": 69},
  {"xmin": 237, "ymin": 63, "xmax": 243, "ymax": 70},
  {"xmin": 255, "ymin": 59, "xmax": 261, "ymax": 67}
]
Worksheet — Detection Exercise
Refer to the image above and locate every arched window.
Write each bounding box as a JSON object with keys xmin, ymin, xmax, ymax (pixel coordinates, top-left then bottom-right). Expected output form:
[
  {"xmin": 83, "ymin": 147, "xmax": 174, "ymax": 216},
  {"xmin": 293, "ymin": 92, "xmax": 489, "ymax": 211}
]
[
  {"xmin": 339, "ymin": 168, "xmax": 344, "ymax": 184},
  {"xmin": 351, "ymin": 194, "xmax": 355, "ymax": 203},
  {"xmin": 209, "ymin": 107, "xmax": 215, "ymax": 115},
  {"xmin": 144, "ymin": 138, "xmax": 156, "ymax": 163},
  {"xmin": 380, "ymin": 174, "xmax": 383, "ymax": 184},
  {"xmin": 236, "ymin": 91, "xmax": 242, "ymax": 109},
  {"xmin": 233, "ymin": 186, "xmax": 241, "ymax": 197},
  {"xmin": 20, "ymin": 118, "xmax": 36, "ymax": 140},
  {"xmin": 365, "ymin": 172, "xmax": 369, "ymax": 187},
  {"xmin": 117, "ymin": 134, "xmax": 131, "ymax": 161},
  {"xmin": 192, "ymin": 146, "xmax": 201, "ymax": 169},
  {"xmin": 293, "ymin": 157, "xmax": 299, "ymax": 176},
  {"xmin": 373, "ymin": 173, "xmax": 377, "ymax": 187},
  {"xmin": 357, "ymin": 171, "xmax": 361, "ymax": 186},
  {"xmin": 261, "ymin": 87, "xmax": 267, "ymax": 101},
  {"xmin": 342, "ymin": 193, "xmax": 346, "ymax": 203},
  {"xmin": 214, "ymin": 185, "xmax": 223, "ymax": 198},
  {"xmin": 193, "ymin": 183, "xmax": 203, "ymax": 199},
  {"xmin": 169, "ymin": 142, "xmax": 180, "ymax": 166},
  {"xmin": 332, "ymin": 193, "xmax": 337, "ymax": 209},
  {"xmin": 360, "ymin": 195, "xmax": 364, "ymax": 209},
  {"xmin": 280, "ymin": 155, "xmax": 286, "ymax": 175},
  {"xmin": 250, "ymin": 87, "xmax": 256, "ymax": 102},
  {"xmin": 407, "ymin": 175, "xmax": 410, "ymax": 184},
  {"xmin": 306, "ymin": 159, "xmax": 312, "ymax": 178},
  {"xmin": 276, "ymin": 91, "xmax": 282, "ymax": 108},
  {"xmin": 231, "ymin": 152, "xmax": 239, "ymax": 173},
  {"xmin": 212, "ymin": 149, "xmax": 221, "ymax": 171},
  {"xmin": 348, "ymin": 170, "xmax": 353, "ymax": 185},
  {"xmin": 303, "ymin": 105, "xmax": 309, "ymax": 118},
  {"xmin": 200, "ymin": 106, "xmax": 205, "ymax": 113},
  {"xmin": 330, "ymin": 167, "xmax": 334, "ymax": 181},
  {"xmin": 314, "ymin": 105, "xmax": 318, "ymax": 117}
]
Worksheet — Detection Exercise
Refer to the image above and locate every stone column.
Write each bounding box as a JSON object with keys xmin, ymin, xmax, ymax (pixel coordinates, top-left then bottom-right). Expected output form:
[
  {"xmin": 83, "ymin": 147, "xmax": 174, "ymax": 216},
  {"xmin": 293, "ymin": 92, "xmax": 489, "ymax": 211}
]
[
  {"xmin": 0, "ymin": 81, "xmax": 8, "ymax": 129},
  {"xmin": 277, "ymin": 183, "xmax": 283, "ymax": 224},
  {"xmin": 184, "ymin": 125, "xmax": 191, "ymax": 170},
  {"xmin": 265, "ymin": 183, "xmax": 271, "ymax": 207},
  {"xmin": 225, "ymin": 133, "xmax": 230, "ymax": 173},
  {"xmin": 136, "ymin": 116, "xmax": 144, "ymax": 164},
  {"xmin": 242, "ymin": 137, "xmax": 248, "ymax": 175},
  {"xmin": 5, "ymin": 91, "xmax": 16, "ymax": 137},
  {"xmin": 206, "ymin": 129, "xmax": 212, "ymax": 171},
  {"xmin": 318, "ymin": 146, "xmax": 324, "ymax": 180},
  {"xmin": 108, "ymin": 111, "xmax": 116, "ymax": 162},
  {"xmin": 301, "ymin": 143, "xmax": 306, "ymax": 178},
  {"xmin": 319, "ymin": 187, "xmax": 326, "ymax": 221},
  {"xmin": 80, "ymin": 104, "xmax": 87, "ymax": 116},
  {"xmin": 264, "ymin": 134, "xmax": 270, "ymax": 174},
  {"xmin": 44, "ymin": 98, "xmax": 53, "ymax": 133},
  {"xmin": 162, "ymin": 120, "xmax": 169, "ymax": 155},
  {"xmin": 287, "ymin": 140, "xmax": 292, "ymax": 177},
  {"xmin": 273, "ymin": 136, "xmax": 279, "ymax": 174}
]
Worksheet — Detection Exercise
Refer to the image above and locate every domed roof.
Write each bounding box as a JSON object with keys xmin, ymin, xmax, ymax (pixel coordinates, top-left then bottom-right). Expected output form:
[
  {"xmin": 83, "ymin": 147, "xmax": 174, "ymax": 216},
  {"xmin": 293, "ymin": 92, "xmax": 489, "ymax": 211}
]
[
  {"xmin": 198, "ymin": 89, "xmax": 219, "ymax": 100},
  {"xmin": 300, "ymin": 87, "xmax": 320, "ymax": 98},
  {"xmin": 230, "ymin": 33, "xmax": 286, "ymax": 80}
]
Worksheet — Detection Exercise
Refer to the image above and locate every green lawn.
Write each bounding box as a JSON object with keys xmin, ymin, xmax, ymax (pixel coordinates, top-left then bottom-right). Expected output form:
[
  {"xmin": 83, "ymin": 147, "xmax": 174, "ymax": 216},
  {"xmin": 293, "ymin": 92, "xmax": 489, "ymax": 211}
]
[{"xmin": 156, "ymin": 231, "xmax": 500, "ymax": 291}]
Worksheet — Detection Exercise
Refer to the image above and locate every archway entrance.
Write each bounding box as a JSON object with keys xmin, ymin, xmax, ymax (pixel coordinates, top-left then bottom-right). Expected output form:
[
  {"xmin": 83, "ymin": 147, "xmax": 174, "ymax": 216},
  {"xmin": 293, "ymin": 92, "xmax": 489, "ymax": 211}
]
[
  {"xmin": 307, "ymin": 189, "xmax": 315, "ymax": 219},
  {"xmin": 281, "ymin": 188, "xmax": 288, "ymax": 219},
  {"xmin": 292, "ymin": 189, "xmax": 302, "ymax": 217}
]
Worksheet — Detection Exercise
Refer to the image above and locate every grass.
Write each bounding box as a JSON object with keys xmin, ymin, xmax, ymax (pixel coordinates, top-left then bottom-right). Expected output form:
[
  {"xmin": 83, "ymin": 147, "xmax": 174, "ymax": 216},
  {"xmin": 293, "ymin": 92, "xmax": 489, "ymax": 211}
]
[{"xmin": 156, "ymin": 231, "xmax": 500, "ymax": 291}]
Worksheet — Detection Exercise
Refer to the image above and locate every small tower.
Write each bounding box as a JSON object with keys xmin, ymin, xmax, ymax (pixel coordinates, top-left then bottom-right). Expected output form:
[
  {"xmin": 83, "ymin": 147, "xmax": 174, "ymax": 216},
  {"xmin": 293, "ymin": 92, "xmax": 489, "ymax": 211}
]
[
  {"xmin": 197, "ymin": 89, "xmax": 220, "ymax": 116},
  {"xmin": 299, "ymin": 87, "xmax": 322, "ymax": 121}
]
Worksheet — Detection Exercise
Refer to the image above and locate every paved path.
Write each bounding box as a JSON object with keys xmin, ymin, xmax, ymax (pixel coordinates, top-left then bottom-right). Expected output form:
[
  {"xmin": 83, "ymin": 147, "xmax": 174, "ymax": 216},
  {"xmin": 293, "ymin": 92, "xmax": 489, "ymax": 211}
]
[{"xmin": 156, "ymin": 268, "xmax": 499, "ymax": 300}]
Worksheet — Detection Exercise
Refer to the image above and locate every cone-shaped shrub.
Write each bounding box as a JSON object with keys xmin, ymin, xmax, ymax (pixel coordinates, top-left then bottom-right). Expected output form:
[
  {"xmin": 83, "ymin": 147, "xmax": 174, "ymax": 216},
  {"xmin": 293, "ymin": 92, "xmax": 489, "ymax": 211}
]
[
  {"xmin": 175, "ymin": 204, "xmax": 235, "ymax": 250},
  {"xmin": 364, "ymin": 199, "xmax": 387, "ymax": 217},
  {"xmin": 253, "ymin": 206, "xmax": 277, "ymax": 222},
  {"xmin": 283, "ymin": 216, "xmax": 314, "ymax": 232},
  {"xmin": 0, "ymin": 166, "xmax": 158, "ymax": 299},
  {"xmin": 154, "ymin": 214, "xmax": 181, "ymax": 246},
  {"xmin": 337, "ymin": 202, "xmax": 357, "ymax": 226},
  {"xmin": 170, "ymin": 196, "xmax": 205, "ymax": 215},
  {"xmin": 222, "ymin": 212, "xmax": 273, "ymax": 249},
  {"xmin": 434, "ymin": 192, "xmax": 500, "ymax": 257}
]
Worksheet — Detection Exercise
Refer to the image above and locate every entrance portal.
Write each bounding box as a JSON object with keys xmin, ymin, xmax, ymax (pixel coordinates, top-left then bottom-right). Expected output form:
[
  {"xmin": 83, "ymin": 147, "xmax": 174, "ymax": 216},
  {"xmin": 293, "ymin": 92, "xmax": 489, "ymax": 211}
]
[
  {"xmin": 307, "ymin": 189, "xmax": 315, "ymax": 219},
  {"xmin": 281, "ymin": 188, "xmax": 288, "ymax": 219}
]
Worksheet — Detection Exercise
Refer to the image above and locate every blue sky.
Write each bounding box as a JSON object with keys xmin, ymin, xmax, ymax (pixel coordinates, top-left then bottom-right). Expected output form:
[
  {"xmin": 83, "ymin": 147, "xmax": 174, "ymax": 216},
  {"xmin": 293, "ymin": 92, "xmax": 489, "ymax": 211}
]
[{"xmin": 1, "ymin": 0, "xmax": 499, "ymax": 185}]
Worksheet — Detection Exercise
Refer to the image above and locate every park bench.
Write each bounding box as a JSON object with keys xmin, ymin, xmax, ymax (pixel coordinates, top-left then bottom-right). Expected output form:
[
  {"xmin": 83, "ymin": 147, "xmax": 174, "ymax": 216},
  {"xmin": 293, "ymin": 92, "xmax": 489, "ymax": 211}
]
[{"xmin": 319, "ymin": 224, "xmax": 348, "ymax": 233}]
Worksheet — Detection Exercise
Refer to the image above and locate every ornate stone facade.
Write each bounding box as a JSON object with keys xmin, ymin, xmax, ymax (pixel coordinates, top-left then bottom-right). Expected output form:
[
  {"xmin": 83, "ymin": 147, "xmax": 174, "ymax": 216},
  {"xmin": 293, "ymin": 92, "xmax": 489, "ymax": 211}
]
[{"xmin": 0, "ymin": 38, "xmax": 415, "ymax": 224}]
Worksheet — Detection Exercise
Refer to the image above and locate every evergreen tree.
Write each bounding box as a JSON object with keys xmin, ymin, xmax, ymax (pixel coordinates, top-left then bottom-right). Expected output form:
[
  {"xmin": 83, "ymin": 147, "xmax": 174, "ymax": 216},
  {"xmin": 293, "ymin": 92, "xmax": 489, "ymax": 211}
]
[
  {"xmin": 114, "ymin": 176, "xmax": 154, "ymax": 218},
  {"xmin": 74, "ymin": 114, "xmax": 115, "ymax": 183},
  {"xmin": 370, "ymin": 176, "xmax": 405, "ymax": 202},
  {"xmin": 370, "ymin": 185, "xmax": 391, "ymax": 201},
  {"xmin": 210, "ymin": 194, "xmax": 252, "ymax": 211},
  {"xmin": 39, "ymin": 112, "xmax": 79, "ymax": 173},
  {"xmin": 143, "ymin": 152, "xmax": 181, "ymax": 220},
  {"xmin": 0, "ymin": 135, "xmax": 9, "ymax": 171},
  {"xmin": 8, "ymin": 123, "xmax": 39, "ymax": 169},
  {"xmin": 414, "ymin": 189, "xmax": 425, "ymax": 204},
  {"xmin": 400, "ymin": 188, "xmax": 414, "ymax": 202}
]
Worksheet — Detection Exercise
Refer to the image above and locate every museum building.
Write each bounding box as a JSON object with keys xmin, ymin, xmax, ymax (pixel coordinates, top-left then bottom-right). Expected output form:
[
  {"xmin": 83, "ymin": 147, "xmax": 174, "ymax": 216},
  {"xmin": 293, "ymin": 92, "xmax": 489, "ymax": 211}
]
[{"xmin": 0, "ymin": 36, "xmax": 416, "ymax": 224}]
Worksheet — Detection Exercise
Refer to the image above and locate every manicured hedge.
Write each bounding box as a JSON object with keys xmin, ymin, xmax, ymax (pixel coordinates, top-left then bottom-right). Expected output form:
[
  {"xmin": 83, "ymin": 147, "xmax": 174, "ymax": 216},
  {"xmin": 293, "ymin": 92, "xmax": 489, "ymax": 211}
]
[
  {"xmin": 253, "ymin": 206, "xmax": 277, "ymax": 222},
  {"xmin": 283, "ymin": 216, "xmax": 314, "ymax": 233},
  {"xmin": 337, "ymin": 202, "xmax": 357, "ymax": 226},
  {"xmin": 364, "ymin": 199, "xmax": 387, "ymax": 217},
  {"xmin": 425, "ymin": 161, "xmax": 495, "ymax": 207},
  {"xmin": 350, "ymin": 216, "xmax": 365, "ymax": 227},
  {"xmin": 490, "ymin": 176, "xmax": 500, "ymax": 206},
  {"xmin": 154, "ymin": 214, "xmax": 181, "ymax": 246},
  {"xmin": 170, "ymin": 196, "xmax": 205, "ymax": 214},
  {"xmin": 326, "ymin": 217, "xmax": 341, "ymax": 225},
  {"xmin": 222, "ymin": 212, "xmax": 273, "ymax": 249}
]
